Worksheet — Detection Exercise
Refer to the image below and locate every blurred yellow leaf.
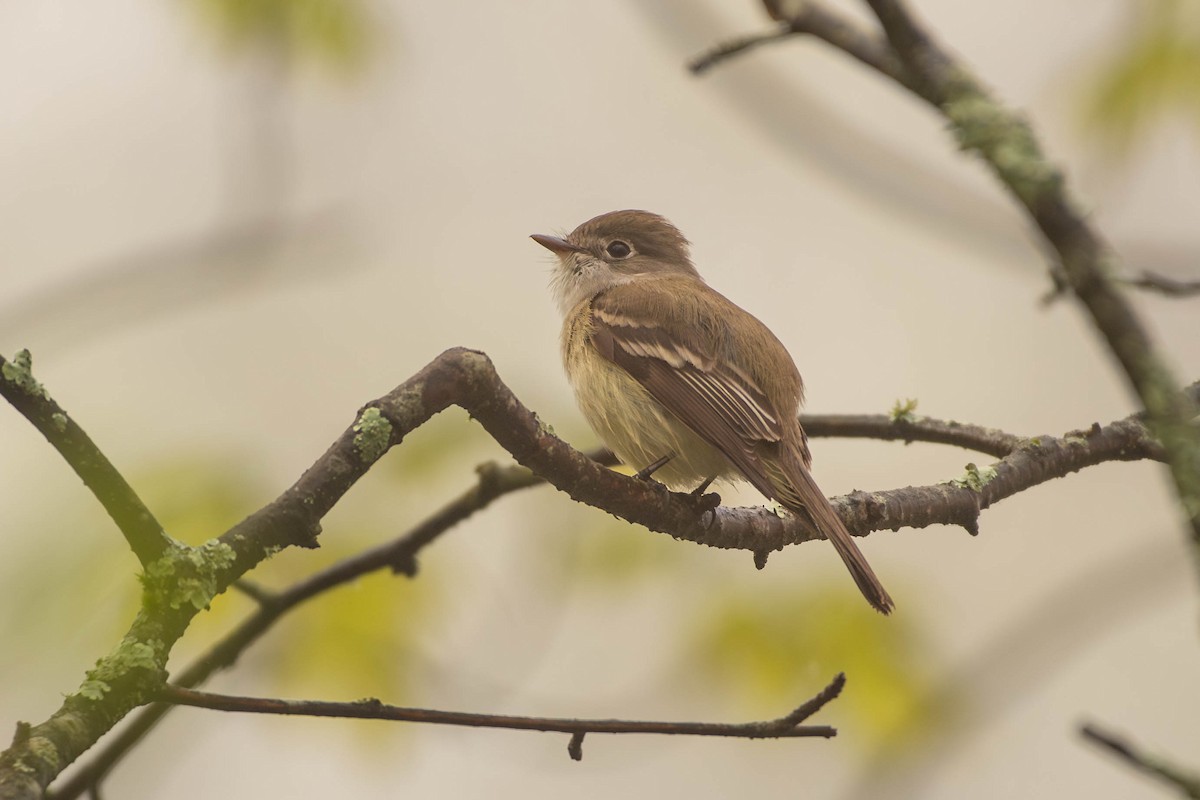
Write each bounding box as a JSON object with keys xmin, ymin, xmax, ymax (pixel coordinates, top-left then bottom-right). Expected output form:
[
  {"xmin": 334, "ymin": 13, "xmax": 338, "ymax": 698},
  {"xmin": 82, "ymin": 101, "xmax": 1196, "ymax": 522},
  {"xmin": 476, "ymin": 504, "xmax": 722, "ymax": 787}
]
[
  {"xmin": 1083, "ymin": 0, "xmax": 1200, "ymax": 151},
  {"xmin": 688, "ymin": 584, "xmax": 946, "ymax": 756},
  {"xmin": 188, "ymin": 0, "xmax": 371, "ymax": 69},
  {"xmin": 267, "ymin": 567, "xmax": 437, "ymax": 703}
]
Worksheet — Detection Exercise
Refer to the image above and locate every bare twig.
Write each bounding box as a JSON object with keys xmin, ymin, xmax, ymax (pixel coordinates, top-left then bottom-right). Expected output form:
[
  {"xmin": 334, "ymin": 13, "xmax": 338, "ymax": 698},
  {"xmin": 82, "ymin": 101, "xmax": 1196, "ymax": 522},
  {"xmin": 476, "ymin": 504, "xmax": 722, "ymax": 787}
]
[
  {"xmin": 689, "ymin": 22, "xmax": 801, "ymax": 74},
  {"xmin": 692, "ymin": 4, "xmax": 911, "ymax": 90},
  {"xmin": 157, "ymin": 673, "xmax": 843, "ymax": 757},
  {"xmin": 1081, "ymin": 722, "xmax": 1200, "ymax": 798},
  {"xmin": 1119, "ymin": 270, "xmax": 1200, "ymax": 298},
  {"xmin": 801, "ymin": 412, "xmax": 1023, "ymax": 458},
  {"xmin": 0, "ymin": 350, "xmax": 171, "ymax": 566}
]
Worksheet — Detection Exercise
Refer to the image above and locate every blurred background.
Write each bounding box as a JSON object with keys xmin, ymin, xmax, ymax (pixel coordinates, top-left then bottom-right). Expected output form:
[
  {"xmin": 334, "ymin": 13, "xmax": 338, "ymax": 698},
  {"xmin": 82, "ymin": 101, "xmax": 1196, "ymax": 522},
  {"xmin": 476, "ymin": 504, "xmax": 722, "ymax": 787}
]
[{"xmin": 1, "ymin": 1, "xmax": 1199, "ymax": 797}]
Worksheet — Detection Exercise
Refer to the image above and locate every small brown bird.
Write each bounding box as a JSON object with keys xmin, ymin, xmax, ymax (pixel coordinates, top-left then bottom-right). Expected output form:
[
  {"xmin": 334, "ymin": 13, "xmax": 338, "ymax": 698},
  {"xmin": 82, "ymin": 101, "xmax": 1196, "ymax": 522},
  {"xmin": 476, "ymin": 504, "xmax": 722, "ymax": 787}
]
[{"xmin": 533, "ymin": 210, "xmax": 893, "ymax": 614}]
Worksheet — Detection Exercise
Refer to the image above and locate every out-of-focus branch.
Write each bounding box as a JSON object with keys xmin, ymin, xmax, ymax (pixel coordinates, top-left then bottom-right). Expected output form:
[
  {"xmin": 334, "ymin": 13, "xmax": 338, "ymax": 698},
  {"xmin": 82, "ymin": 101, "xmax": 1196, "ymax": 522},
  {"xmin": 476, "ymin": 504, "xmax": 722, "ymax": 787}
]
[
  {"xmin": 0, "ymin": 207, "xmax": 349, "ymax": 348},
  {"xmin": 0, "ymin": 350, "xmax": 171, "ymax": 566},
  {"xmin": 692, "ymin": 4, "xmax": 912, "ymax": 90},
  {"xmin": 1119, "ymin": 270, "xmax": 1200, "ymax": 298},
  {"xmin": 158, "ymin": 674, "xmax": 844, "ymax": 761},
  {"xmin": 1081, "ymin": 722, "xmax": 1200, "ymax": 798}
]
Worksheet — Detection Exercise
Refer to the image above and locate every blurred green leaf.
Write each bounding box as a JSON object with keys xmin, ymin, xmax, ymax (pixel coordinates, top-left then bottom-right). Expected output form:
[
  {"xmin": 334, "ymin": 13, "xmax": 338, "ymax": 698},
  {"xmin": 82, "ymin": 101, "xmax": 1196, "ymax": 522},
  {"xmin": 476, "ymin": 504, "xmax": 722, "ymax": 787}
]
[
  {"xmin": 1083, "ymin": 0, "xmax": 1200, "ymax": 151},
  {"xmin": 188, "ymin": 0, "xmax": 371, "ymax": 69},
  {"xmin": 688, "ymin": 584, "xmax": 945, "ymax": 755}
]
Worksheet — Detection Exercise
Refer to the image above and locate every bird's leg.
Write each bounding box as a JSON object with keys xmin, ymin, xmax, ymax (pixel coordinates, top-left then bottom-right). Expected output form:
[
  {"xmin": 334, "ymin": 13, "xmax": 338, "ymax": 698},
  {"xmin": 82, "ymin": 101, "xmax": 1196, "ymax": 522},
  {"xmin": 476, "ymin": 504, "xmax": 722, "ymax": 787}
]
[
  {"xmin": 634, "ymin": 452, "xmax": 675, "ymax": 481},
  {"xmin": 688, "ymin": 475, "xmax": 721, "ymax": 528}
]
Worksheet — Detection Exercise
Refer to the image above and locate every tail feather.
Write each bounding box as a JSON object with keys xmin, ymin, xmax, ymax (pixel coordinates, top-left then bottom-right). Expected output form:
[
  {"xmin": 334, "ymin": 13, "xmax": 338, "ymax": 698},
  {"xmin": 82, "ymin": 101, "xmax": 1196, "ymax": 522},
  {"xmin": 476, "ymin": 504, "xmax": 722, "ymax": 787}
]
[{"xmin": 767, "ymin": 445, "xmax": 894, "ymax": 614}]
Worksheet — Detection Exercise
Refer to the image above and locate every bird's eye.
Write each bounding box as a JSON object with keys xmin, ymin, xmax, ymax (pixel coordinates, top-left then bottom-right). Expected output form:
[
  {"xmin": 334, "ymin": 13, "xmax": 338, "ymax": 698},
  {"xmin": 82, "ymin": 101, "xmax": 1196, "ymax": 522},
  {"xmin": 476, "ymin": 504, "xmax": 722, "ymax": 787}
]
[{"xmin": 606, "ymin": 240, "xmax": 632, "ymax": 259}]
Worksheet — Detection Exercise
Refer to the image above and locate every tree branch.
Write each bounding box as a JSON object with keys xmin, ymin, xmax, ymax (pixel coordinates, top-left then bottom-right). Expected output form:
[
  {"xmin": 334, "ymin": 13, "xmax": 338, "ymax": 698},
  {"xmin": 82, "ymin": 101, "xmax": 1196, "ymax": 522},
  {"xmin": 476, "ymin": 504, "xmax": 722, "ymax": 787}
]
[
  {"xmin": 689, "ymin": 22, "xmax": 803, "ymax": 75},
  {"xmin": 48, "ymin": 393, "xmax": 1173, "ymax": 796},
  {"xmin": 45, "ymin": 409, "xmax": 1025, "ymax": 794},
  {"xmin": 692, "ymin": 4, "xmax": 912, "ymax": 90},
  {"xmin": 692, "ymin": 0, "xmax": 1200, "ymax": 572},
  {"xmin": 1081, "ymin": 722, "xmax": 1200, "ymax": 799},
  {"xmin": 157, "ymin": 674, "xmax": 843, "ymax": 761},
  {"xmin": 47, "ymin": 457, "xmax": 601, "ymax": 800},
  {"xmin": 801, "ymin": 412, "xmax": 1024, "ymax": 458},
  {"xmin": 855, "ymin": 0, "xmax": 1200, "ymax": 565},
  {"xmin": 2, "ymin": 348, "xmax": 1186, "ymax": 799},
  {"xmin": 0, "ymin": 350, "xmax": 172, "ymax": 566},
  {"xmin": 1119, "ymin": 270, "xmax": 1200, "ymax": 298}
]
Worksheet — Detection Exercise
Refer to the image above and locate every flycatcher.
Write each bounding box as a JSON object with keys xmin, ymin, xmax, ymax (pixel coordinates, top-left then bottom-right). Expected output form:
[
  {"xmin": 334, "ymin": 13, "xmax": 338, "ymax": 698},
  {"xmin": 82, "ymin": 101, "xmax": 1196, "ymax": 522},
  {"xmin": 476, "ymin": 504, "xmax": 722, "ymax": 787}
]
[{"xmin": 532, "ymin": 210, "xmax": 893, "ymax": 614}]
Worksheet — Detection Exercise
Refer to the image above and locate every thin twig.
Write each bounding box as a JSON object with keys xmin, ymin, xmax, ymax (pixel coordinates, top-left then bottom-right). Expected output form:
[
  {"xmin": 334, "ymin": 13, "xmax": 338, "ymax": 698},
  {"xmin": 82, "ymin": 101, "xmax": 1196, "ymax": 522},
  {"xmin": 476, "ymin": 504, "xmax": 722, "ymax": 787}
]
[
  {"xmin": 157, "ymin": 674, "xmax": 842, "ymax": 754},
  {"xmin": 691, "ymin": 2, "xmax": 912, "ymax": 89},
  {"xmin": 1119, "ymin": 270, "xmax": 1200, "ymax": 298},
  {"xmin": 689, "ymin": 22, "xmax": 802, "ymax": 74},
  {"xmin": 0, "ymin": 350, "xmax": 171, "ymax": 566},
  {"xmin": 801, "ymin": 413, "xmax": 1023, "ymax": 458},
  {"xmin": 1081, "ymin": 722, "xmax": 1200, "ymax": 798},
  {"xmin": 229, "ymin": 580, "xmax": 277, "ymax": 607}
]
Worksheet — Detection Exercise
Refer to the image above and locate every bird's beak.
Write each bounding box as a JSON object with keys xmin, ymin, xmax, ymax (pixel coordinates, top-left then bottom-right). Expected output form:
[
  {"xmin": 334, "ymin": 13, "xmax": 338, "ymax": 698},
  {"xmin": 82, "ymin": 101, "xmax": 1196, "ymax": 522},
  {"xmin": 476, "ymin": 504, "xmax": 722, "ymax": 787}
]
[{"xmin": 530, "ymin": 234, "xmax": 588, "ymax": 255}]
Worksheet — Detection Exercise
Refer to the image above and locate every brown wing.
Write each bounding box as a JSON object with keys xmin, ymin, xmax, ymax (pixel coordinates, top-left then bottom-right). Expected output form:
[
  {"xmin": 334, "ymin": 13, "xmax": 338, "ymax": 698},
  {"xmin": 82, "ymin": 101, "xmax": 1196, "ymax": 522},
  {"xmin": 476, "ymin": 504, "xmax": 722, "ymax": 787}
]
[
  {"xmin": 589, "ymin": 284, "xmax": 786, "ymax": 501},
  {"xmin": 591, "ymin": 280, "xmax": 894, "ymax": 614}
]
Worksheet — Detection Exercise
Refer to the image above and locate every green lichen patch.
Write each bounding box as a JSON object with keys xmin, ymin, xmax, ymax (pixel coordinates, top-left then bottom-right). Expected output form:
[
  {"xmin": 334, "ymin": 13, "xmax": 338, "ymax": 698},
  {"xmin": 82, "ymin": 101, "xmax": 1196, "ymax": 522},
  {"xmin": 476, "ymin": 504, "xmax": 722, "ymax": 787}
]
[
  {"xmin": 77, "ymin": 637, "xmax": 166, "ymax": 704},
  {"xmin": 942, "ymin": 92, "xmax": 1063, "ymax": 207},
  {"xmin": 51, "ymin": 412, "xmax": 68, "ymax": 432},
  {"xmin": 948, "ymin": 462, "xmax": 998, "ymax": 492},
  {"xmin": 1, "ymin": 349, "xmax": 48, "ymax": 399},
  {"xmin": 78, "ymin": 679, "xmax": 110, "ymax": 701},
  {"xmin": 141, "ymin": 539, "xmax": 238, "ymax": 611},
  {"xmin": 890, "ymin": 398, "xmax": 919, "ymax": 424},
  {"xmin": 24, "ymin": 734, "xmax": 59, "ymax": 770},
  {"xmin": 353, "ymin": 406, "xmax": 393, "ymax": 464}
]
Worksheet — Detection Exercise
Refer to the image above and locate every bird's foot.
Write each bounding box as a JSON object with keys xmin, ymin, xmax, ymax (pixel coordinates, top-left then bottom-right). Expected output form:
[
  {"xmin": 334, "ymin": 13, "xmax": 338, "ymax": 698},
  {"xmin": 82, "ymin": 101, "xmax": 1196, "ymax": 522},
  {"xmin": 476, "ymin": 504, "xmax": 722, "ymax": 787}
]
[{"xmin": 634, "ymin": 452, "xmax": 675, "ymax": 481}]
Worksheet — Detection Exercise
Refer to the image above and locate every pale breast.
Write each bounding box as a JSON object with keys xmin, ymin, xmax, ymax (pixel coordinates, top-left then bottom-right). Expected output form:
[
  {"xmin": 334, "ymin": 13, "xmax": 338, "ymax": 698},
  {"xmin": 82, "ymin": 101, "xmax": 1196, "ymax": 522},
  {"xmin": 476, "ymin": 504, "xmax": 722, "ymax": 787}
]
[{"xmin": 560, "ymin": 301, "xmax": 732, "ymax": 488}]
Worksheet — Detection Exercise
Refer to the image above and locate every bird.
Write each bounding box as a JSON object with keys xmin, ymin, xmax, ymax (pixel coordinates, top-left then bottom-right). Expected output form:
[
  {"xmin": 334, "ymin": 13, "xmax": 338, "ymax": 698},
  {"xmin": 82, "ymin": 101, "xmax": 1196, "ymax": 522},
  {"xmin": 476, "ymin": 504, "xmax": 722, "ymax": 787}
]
[{"xmin": 532, "ymin": 209, "xmax": 893, "ymax": 614}]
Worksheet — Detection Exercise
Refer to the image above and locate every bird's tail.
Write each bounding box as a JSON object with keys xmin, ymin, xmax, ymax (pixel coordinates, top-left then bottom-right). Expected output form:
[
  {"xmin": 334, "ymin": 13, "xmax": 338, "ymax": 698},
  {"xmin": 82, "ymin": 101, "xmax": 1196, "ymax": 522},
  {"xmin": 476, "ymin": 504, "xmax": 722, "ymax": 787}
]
[{"xmin": 767, "ymin": 444, "xmax": 894, "ymax": 615}]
